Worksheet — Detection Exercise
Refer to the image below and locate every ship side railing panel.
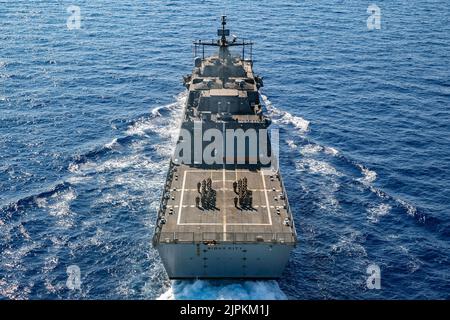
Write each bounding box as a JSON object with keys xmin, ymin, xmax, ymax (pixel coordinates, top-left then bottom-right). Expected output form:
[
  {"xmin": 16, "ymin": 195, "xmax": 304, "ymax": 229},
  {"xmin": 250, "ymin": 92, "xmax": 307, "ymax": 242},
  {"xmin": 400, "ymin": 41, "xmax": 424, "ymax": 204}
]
[
  {"xmin": 152, "ymin": 160, "xmax": 176, "ymax": 247},
  {"xmin": 157, "ymin": 232, "xmax": 296, "ymax": 244},
  {"xmin": 277, "ymin": 169, "xmax": 298, "ymax": 243}
]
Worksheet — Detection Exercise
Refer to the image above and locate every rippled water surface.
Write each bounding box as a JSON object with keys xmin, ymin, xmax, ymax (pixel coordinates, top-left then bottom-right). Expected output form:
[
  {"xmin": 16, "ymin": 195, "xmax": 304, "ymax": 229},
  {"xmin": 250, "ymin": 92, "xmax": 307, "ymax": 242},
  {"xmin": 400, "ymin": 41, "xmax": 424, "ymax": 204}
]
[{"xmin": 0, "ymin": 0, "xmax": 449, "ymax": 299}]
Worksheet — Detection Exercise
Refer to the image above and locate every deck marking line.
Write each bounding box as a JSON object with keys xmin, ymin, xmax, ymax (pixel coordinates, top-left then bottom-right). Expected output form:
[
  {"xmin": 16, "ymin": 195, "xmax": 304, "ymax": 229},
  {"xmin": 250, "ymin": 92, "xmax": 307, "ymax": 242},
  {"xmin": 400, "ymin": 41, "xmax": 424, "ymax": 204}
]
[
  {"xmin": 261, "ymin": 171, "xmax": 273, "ymax": 225},
  {"xmin": 177, "ymin": 170, "xmax": 187, "ymax": 225},
  {"xmin": 223, "ymin": 167, "xmax": 227, "ymax": 240}
]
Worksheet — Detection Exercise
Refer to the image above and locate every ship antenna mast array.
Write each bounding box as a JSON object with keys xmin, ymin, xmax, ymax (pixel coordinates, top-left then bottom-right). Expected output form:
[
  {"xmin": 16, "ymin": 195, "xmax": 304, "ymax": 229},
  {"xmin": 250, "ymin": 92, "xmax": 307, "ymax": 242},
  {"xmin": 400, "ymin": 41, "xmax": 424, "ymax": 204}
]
[
  {"xmin": 193, "ymin": 16, "xmax": 253, "ymax": 62},
  {"xmin": 219, "ymin": 15, "xmax": 229, "ymax": 46}
]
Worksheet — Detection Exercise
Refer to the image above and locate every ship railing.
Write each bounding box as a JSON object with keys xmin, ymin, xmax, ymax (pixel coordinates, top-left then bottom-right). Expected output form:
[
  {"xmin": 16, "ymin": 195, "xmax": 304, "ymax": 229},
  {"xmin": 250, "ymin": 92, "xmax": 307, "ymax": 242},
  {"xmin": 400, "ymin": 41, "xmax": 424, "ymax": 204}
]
[
  {"xmin": 152, "ymin": 160, "xmax": 177, "ymax": 247},
  {"xmin": 276, "ymin": 170, "xmax": 299, "ymax": 243},
  {"xmin": 157, "ymin": 232, "xmax": 296, "ymax": 244}
]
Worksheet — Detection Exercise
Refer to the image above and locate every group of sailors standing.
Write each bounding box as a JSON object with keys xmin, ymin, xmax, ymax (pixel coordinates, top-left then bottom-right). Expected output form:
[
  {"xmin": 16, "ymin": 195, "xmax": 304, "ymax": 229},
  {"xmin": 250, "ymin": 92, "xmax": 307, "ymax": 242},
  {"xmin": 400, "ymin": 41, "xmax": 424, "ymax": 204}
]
[
  {"xmin": 233, "ymin": 177, "xmax": 253, "ymax": 210},
  {"xmin": 194, "ymin": 176, "xmax": 253, "ymax": 211},
  {"xmin": 195, "ymin": 178, "xmax": 216, "ymax": 210}
]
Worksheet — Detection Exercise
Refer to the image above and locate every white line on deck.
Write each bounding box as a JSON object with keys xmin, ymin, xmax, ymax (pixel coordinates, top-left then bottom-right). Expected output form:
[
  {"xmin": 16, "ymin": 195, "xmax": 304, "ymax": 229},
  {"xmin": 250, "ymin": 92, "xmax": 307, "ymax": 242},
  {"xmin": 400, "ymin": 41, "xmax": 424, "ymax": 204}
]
[
  {"xmin": 227, "ymin": 223, "xmax": 272, "ymax": 226},
  {"xmin": 222, "ymin": 167, "xmax": 227, "ymax": 240},
  {"xmin": 176, "ymin": 170, "xmax": 187, "ymax": 225},
  {"xmin": 222, "ymin": 121, "xmax": 227, "ymax": 241},
  {"xmin": 261, "ymin": 171, "xmax": 273, "ymax": 225},
  {"xmin": 178, "ymin": 223, "xmax": 222, "ymax": 226}
]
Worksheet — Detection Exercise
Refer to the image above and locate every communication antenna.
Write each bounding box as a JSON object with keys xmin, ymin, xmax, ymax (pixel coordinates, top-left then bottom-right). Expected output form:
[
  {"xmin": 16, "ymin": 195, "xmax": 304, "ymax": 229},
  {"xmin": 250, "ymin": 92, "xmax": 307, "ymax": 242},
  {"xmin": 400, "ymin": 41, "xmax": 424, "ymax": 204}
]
[{"xmin": 217, "ymin": 15, "xmax": 230, "ymax": 46}]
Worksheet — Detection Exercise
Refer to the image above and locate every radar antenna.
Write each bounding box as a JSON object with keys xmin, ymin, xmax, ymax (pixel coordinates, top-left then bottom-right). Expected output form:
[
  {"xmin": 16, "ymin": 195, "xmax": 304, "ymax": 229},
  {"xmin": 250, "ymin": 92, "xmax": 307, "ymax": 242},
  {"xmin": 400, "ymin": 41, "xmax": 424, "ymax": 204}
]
[
  {"xmin": 218, "ymin": 15, "xmax": 230, "ymax": 46},
  {"xmin": 193, "ymin": 16, "xmax": 253, "ymax": 62}
]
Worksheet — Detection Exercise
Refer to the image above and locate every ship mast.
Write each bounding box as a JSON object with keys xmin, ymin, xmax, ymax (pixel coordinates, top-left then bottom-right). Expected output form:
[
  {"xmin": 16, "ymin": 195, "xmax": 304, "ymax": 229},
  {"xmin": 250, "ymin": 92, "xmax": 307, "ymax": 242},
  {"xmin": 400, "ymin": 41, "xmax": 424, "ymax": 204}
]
[
  {"xmin": 218, "ymin": 15, "xmax": 231, "ymax": 63},
  {"xmin": 193, "ymin": 16, "xmax": 253, "ymax": 62},
  {"xmin": 219, "ymin": 15, "xmax": 228, "ymax": 47}
]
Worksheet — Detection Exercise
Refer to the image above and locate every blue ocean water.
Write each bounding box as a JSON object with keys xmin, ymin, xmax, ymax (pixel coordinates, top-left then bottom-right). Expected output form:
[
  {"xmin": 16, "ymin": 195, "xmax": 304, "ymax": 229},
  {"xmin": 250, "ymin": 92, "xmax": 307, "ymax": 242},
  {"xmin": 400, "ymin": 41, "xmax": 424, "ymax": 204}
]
[{"xmin": 0, "ymin": 0, "xmax": 449, "ymax": 299}]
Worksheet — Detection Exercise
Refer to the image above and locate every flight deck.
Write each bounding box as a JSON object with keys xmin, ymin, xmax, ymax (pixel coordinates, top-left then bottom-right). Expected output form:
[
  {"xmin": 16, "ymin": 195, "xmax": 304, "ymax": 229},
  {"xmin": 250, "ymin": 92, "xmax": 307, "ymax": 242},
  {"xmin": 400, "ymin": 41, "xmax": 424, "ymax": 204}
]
[{"xmin": 157, "ymin": 164, "xmax": 295, "ymax": 243}]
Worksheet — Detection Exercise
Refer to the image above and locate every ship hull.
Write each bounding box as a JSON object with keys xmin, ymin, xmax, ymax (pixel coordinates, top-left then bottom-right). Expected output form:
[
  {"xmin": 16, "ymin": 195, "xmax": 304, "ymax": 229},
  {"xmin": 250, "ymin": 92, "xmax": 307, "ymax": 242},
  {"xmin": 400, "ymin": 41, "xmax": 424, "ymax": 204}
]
[{"xmin": 156, "ymin": 242, "xmax": 294, "ymax": 279}]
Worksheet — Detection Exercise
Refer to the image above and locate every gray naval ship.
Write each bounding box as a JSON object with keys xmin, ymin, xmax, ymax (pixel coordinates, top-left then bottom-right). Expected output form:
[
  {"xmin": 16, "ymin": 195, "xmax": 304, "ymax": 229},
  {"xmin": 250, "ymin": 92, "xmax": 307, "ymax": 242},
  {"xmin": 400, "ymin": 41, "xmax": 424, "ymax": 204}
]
[{"xmin": 152, "ymin": 16, "xmax": 297, "ymax": 278}]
